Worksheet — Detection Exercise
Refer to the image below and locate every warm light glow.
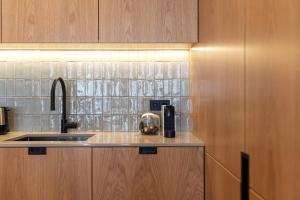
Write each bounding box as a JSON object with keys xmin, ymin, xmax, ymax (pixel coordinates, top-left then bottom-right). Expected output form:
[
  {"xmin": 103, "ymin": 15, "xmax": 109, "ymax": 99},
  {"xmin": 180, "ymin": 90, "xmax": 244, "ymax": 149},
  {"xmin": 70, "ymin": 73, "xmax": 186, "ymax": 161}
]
[
  {"xmin": 0, "ymin": 50, "xmax": 189, "ymax": 62},
  {"xmin": 0, "ymin": 43, "xmax": 192, "ymax": 50},
  {"xmin": 191, "ymin": 47, "xmax": 220, "ymax": 52},
  {"xmin": 191, "ymin": 45, "xmax": 244, "ymax": 53}
]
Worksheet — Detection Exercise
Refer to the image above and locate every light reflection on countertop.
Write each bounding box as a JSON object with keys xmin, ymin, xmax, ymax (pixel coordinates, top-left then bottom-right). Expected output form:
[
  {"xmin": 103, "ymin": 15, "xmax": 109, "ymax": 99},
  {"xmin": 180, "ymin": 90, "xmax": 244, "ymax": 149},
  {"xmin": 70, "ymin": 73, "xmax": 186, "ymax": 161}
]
[{"xmin": 0, "ymin": 131, "xmax": 204, "ymax": 147}]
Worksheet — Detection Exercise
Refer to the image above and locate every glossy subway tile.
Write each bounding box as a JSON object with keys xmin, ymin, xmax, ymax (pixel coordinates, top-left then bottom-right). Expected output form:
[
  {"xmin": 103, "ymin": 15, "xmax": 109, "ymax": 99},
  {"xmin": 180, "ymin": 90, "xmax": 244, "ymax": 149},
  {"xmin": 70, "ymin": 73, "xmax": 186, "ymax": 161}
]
[
  {"xmin": 94, "ymin": 80, "xmax": 103, "ymax": 96},
  {"xmin": 94, "ymin": 97, "xmax": 103, "ymax": 114},
  {"xmin": 0, "ymin": 60, "xmax": 191, "ymax": 132}
]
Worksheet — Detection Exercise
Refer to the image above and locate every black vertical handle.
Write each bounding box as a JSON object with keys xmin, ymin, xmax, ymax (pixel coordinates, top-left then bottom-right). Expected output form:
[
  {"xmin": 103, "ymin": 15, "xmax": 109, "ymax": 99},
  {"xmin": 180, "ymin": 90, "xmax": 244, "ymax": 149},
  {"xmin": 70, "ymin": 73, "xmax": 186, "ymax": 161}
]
[{"xmin": 241, "ymin": 152, "xmax": 249, "ymax": 200}]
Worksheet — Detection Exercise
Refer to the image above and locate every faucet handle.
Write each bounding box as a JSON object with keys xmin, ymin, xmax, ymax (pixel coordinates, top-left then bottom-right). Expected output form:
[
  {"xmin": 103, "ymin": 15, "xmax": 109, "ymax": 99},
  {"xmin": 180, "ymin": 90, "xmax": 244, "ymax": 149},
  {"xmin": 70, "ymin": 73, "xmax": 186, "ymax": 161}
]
[
  {"xmin": 61, "ymin": 119, "xmax": 78, "ymax": 133},
  {"xmin": 65, "ymin": 122, "xmax": 78, "ymax": 129}
]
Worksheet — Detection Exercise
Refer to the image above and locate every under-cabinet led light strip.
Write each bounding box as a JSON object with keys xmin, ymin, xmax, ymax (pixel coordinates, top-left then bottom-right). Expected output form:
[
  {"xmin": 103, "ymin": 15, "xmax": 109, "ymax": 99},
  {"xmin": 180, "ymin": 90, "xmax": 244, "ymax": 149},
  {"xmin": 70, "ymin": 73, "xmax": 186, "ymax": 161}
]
[
  {"xmin": 0, "ymin": 50, "xmax": 189, "ymax": 62},
  {"xmin": 191, "ymin": 46, "xmax": 244, "ymax": 53}
]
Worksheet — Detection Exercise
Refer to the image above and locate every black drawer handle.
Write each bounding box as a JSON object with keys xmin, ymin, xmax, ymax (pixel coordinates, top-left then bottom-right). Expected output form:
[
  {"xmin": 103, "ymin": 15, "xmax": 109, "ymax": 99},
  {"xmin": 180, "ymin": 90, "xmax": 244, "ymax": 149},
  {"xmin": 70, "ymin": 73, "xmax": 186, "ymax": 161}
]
[
  {"xmin": 28, "ymin": 147, "xmax": 47, "ymax": 155},
  {"xmin": 139, "ymin": 147, "xmax": 157, "ymax": 154}
]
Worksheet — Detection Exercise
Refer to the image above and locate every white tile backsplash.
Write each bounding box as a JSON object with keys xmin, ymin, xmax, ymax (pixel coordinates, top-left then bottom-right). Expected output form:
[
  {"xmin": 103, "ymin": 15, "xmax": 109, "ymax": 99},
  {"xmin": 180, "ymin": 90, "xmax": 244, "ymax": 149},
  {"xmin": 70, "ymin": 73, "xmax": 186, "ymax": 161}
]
[{"xmin": 0, "ymin": 60, "xmax": 191, "ymax": 132}]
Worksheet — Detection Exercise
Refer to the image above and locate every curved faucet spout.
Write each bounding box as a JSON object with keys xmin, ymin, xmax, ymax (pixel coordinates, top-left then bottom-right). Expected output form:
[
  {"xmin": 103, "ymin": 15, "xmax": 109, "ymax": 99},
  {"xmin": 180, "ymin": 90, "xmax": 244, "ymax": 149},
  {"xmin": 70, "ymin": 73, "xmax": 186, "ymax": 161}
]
[
  {"xmin": 50, "ymin": 77, "xmax": 66, "ymax": 117},
  {"xmin": 50, "ymin": 77, "xmax": 77, "ymax": 133}
]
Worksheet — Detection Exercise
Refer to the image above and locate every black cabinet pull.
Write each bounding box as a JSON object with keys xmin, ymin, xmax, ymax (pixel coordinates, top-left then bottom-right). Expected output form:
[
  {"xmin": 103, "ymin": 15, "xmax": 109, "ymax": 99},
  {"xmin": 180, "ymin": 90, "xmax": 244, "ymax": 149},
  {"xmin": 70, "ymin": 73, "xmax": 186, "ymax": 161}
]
[
  {"xmin": 139, "ymin": 147, "xmax": 157, "ymax": 154},
  {"xmin": 28, "ymin": 147, "xmax": 47, "ymax": 155},
  {"xmin": 241, "ymin": 152, "xmax": 249, "ymax": 200}
]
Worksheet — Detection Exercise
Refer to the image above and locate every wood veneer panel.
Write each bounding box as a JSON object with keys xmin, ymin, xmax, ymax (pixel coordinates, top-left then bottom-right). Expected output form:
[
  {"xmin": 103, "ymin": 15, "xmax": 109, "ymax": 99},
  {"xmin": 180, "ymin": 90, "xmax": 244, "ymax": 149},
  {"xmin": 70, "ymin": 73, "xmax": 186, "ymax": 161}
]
[
  {"xmin": 93, "ymin": 147, "xmax": 204, "ymax": 200},
  {"xmin": 99, "ymin": 0, "xmax": 198, "ymax": 43},
  {"xmin": 205, "ymin": 153, "xmax": 240, "ymax": 200},
  {"xmin": 245, "ymin": 0, "xmax": 300, "ymax": 199},
  {"xmin": 250, "ymin": 190, "xmax": 265, "ymax": 200},
  {"xmin": 191, "ymin": 0, "xmax": 245, "ymax": 178},
  {"xmin": 0, "ymin": 148, "xmax": 92, "ymax": 200},
  {"xmin": 2, "ymin": 0, "xmax": 98, "ymax": 42}
]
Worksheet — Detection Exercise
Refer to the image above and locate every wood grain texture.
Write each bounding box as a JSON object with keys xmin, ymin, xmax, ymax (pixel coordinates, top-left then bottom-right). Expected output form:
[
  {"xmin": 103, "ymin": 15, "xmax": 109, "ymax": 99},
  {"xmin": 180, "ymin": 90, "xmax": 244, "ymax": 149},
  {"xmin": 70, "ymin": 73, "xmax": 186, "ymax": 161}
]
[
  {"xmin": 99, "ymin": 0, "xmax": 198, "ymax": 43},
  {"xmin": 191, "ymin": 0, "xmax": 245, "ymax": 178},
  {"xmin": 2, "ymin": 0, "xmax": 98, "ymax": 42},
  {"xmin": 205, "ymin": 153, "xmax": 240, "ymax": 200},
  {"xmin": 250, "ymin": 190, "xmax": 265, "ymax": 200},
  {"xmin": 0, "ymin": 148, "xmax": 91, "ymax": 200},
  {"xmin": 93, "ymin": 147, "xmax": 204, "ymax": 200},
  {"xmin": 245, "ymin": 0, "xmax": 300, "ymax": 199}
]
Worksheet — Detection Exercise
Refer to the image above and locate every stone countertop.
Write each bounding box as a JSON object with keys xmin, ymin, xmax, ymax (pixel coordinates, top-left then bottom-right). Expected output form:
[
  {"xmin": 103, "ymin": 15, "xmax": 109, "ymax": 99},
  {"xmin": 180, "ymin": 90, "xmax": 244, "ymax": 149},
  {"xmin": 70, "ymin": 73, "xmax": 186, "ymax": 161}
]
[{"xmin": 0, "ymin": 131, "xmax": 205, "ymax": 147}]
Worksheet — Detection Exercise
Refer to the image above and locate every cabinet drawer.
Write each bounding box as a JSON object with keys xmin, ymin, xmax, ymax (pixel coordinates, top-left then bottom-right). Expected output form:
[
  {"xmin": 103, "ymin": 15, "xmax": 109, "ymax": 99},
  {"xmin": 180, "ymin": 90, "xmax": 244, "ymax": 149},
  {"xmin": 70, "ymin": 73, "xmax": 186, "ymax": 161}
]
[
  {"xmin": 93, "ymin": 147, "xmax": 204, "ymax": 200},
  {"xmin": 0, "ymin": 148, "xmax": 92, "ymax": 200}
]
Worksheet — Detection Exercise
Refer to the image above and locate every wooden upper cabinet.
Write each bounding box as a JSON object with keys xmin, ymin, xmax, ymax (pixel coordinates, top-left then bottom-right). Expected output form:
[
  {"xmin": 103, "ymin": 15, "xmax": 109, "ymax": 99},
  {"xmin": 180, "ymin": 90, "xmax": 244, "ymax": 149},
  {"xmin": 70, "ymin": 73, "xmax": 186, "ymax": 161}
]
[
  {"xmin": 2, "ymin": 0, "xmax": 98, "ymax": 43},
  {"xmin": 98, "ymin": 0, "xmax": 198, "ymax": 43},
  {"xmin": 1, "ymin": 0, "xmax": 196, "ymax": 43}
]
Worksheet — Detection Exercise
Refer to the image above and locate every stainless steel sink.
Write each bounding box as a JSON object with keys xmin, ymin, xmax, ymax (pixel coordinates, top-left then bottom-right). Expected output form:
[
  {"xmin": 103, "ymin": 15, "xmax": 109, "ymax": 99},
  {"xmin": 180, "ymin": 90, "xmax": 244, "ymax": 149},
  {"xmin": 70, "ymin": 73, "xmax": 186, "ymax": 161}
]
[{"xmin": 7, "ymin": 134, "xmax": 95, "ymax": 142}]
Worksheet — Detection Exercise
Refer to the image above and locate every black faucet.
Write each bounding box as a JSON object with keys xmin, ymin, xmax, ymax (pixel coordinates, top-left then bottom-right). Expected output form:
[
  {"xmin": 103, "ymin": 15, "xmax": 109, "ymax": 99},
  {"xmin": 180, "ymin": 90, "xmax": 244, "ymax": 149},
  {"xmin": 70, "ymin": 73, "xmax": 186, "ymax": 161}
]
[{"xmin": 50, "ymin": 77, "xmax": 77, "ymax": 133}]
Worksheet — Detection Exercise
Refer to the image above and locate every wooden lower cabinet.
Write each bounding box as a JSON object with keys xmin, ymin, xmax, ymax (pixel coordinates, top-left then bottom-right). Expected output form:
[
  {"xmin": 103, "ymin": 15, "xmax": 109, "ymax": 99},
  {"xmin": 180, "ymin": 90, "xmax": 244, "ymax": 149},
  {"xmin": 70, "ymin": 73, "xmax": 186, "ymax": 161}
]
[
  {"xmin": 0, "ymin": 146, "xmax": 203, "ymax": 200},
  {"xmin": 92, "ymin": 147, "xmax": 204, "ymax": 200},
  {"xmin": 0, "ymin": 148, "xmax": 91, "ymax": 200},
  {"xmin": 206, "ymin": 154, "xmax": 240, "ymax": 200}
]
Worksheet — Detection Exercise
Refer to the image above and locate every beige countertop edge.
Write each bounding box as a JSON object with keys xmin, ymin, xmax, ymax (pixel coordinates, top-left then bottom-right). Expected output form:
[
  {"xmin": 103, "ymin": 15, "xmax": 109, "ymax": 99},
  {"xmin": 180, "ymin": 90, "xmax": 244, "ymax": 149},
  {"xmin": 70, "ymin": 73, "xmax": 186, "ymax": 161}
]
[{"xmin": 0, "ymin": 131, "xmax": 205, "ymax": 147}]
